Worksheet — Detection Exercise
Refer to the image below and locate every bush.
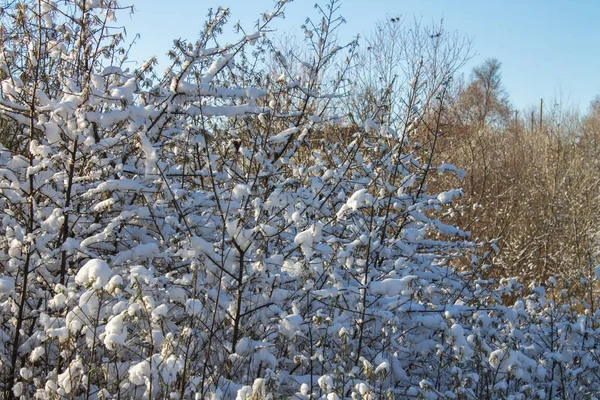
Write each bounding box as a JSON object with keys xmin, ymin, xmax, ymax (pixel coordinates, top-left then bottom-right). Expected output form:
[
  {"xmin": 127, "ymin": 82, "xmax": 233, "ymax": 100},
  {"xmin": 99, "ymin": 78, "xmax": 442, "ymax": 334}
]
[{"xmin": 0, "ymin": 1, "xmax": 598, "ymax": 399}]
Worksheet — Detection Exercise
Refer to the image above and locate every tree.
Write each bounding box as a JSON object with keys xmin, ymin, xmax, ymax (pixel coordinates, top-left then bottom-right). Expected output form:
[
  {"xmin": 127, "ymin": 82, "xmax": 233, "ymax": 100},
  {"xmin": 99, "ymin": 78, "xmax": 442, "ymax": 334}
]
[
  {"xmin": 347, "ymin": 17, "xmax": 473, "ymax": 132},
  {"xmin": 455, "ymin": 58, "xmax": 511, "ymax": 128}
]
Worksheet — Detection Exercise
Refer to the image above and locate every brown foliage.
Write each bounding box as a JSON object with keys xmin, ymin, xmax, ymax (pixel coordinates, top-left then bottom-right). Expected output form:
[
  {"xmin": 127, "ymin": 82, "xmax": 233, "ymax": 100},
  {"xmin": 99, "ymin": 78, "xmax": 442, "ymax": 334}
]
[{"xmin": 436, "ymin": 83, "xmax": 600, "ymax": 283}]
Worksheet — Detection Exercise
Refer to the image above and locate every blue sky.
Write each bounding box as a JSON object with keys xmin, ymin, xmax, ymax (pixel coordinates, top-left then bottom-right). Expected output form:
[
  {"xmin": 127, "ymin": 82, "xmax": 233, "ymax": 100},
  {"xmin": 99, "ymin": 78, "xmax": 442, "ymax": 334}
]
[{"xmin": 124, "ymin": 0, "xmax": 600, "ymax": 111}]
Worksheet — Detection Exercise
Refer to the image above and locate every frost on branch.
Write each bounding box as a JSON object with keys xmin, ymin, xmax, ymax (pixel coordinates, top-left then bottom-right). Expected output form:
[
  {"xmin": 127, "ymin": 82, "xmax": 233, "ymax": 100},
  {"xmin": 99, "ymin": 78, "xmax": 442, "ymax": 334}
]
[{"xmin": 0, "ymin": 1, "xmax": 598, "ymax": 399}]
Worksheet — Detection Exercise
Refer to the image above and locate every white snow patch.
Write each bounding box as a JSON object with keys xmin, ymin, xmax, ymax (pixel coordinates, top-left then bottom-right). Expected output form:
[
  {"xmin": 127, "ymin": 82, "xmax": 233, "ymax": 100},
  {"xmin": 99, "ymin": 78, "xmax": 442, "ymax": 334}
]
[
  {"xmin": 437, "ymin": 189, "xmax": 463, "ymax": 204},
  {"xmin": 0, "ymin": 276, "xmax": 15, "ymax": 295},
  {"xmin": 104, "ymin": 312, "xmax": 127, "ymax": 350},
  {"xmin": 75, "ymin": 259, "xmax": 112, "ymax": 290}
]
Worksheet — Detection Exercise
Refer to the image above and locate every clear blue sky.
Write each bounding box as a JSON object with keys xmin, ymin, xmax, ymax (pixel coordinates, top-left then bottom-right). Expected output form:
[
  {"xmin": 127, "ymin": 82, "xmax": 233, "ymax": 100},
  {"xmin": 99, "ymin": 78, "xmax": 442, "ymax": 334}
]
[{"xmin": 124, "ymin": 0, "xmax": 600, "ymax": 112}]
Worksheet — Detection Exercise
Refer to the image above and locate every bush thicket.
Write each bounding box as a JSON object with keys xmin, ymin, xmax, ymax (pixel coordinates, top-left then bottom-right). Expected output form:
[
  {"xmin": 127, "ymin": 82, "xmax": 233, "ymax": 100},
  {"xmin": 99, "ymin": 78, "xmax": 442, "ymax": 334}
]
[{"xmin": 0, "ymin": 1, "xmax": 598, "ymax": 399}]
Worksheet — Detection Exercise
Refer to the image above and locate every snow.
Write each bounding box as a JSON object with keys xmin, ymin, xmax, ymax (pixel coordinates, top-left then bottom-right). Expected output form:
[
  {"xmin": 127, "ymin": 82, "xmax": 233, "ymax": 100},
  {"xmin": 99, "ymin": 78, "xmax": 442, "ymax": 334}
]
[
  {"xmin": 364, "ymin": 118, "xmax": 379, "ymax": 132},
  {"xmin": 0, "ymin": 276, "xmax": 14, "ymax": 295},
  {"xmin": 139, "ymin": 131, "xmax": 158, "ymax": 177},
  {"xmin": 202, "ymin": 53, "xmax": 235, "ymax": 84},
  {"xmin": 437, "ymin": 189, "xmax": 463, "ymax": 204},
  {"xmin": 268, "ymin": 127, "xmax": 299, "ymax": 143},
  {"xmin": 185, "ymin": 298, "xmax": 202, "ymax": 316},
  {"xmin": 61, "ymin": 237, "xmax": 80, "ymax": 251},
  {"xmin": 88, "ymin": 179, "xmax": 145, "ymax": 195},
  {"xmin": 370, "ymin": 276, "xmax": 417, "ymax": 297},
  {"xmin": 152, "ymin": 304, "xmax": 169, "ymax": 320},
  {"xmin": 103, "ymin": 312, "xmax": 127, "ymax": 350},
  {"xmin": 374, "ymin": 360, "xmax": 390, "ymax": 375},
  {"xmin": 111, "ymin": 242, "xmax": 160, "ymax": 265},
  {"xmin": 56, "ymin": 358, "xmax": 83, "ymax": 395},
  {"xmin": 449, "ymin": 323, "xmax": 474, "ymax": 362},
  {"xmin": 50, "ymin": 292, "xmax": 67, "ymax": 309},
  {"xmin": 294, "ymin": 223, "xmax": 322, "ymax": 259},
  {"xmin": 245, "ymin": 31, "xmax": 260, "ymax": 45},
  {"xmin": 279, "ymin": 313, "xmax": 304, "ymax": 339},
  {"xmin": 318, "ymin": 375, "xmax": 334, "ymax": 392},
  {"xmin": 168, "ymin": 287, "xmax": 188, "ymax": 304},
  {"xmin": 336, "ymin": 188, "xmax": 375, "ymax": 218},
  {"xmin": 43, "ymin": 121, "xmax": 61, "ymax": 143},
  {"xmin": 128, "ymin": 360, "xmax": 150, "ymax": 386},
  {"xmin": 75, "ymin": 259, "xmax": 112, "ymax": 290},
  {"xmin": 92, "ymin": 197, "xmax": 116, "ymax": 213},
  {"xmin": 29, "ymin": 346, "xmax": 45, "ymax": 362},
  {"xmin": 110, "ymin": 77, "xmax": 137, "ymax": 100}
]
